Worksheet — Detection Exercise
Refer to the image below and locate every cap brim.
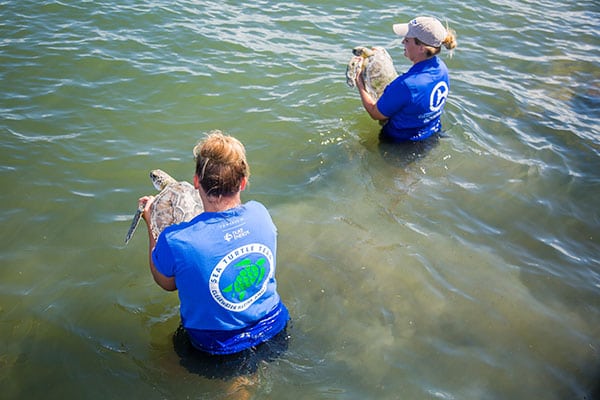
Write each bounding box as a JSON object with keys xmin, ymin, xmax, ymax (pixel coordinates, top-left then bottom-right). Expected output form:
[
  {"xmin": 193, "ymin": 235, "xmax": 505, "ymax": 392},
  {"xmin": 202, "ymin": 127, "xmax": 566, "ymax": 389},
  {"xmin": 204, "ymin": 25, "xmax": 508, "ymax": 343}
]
[{"xmin": 393, "ymin": 23, "xmax": 409, "ymax": 36}]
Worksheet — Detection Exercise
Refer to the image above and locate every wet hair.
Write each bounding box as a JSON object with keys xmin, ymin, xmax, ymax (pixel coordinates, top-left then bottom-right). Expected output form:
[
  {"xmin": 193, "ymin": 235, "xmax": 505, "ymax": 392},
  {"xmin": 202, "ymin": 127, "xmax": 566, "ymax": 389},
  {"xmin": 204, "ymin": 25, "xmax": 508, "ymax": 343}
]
[
  {"xmin": 193, "ymin": 130, "xmax": 250, "ymax": 198},
  {"xmin": 415, "ymin": 27, "xmax": 457, "ymax": 57}
]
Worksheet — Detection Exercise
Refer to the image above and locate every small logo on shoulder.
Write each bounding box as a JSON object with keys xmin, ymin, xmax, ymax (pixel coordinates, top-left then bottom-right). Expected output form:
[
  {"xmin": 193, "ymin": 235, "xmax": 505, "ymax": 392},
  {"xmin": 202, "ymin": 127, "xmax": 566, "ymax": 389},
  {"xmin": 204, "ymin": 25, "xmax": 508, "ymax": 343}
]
[{"xmin": 224, "ymin": 228, "xmax": 250, "ymax": 242}]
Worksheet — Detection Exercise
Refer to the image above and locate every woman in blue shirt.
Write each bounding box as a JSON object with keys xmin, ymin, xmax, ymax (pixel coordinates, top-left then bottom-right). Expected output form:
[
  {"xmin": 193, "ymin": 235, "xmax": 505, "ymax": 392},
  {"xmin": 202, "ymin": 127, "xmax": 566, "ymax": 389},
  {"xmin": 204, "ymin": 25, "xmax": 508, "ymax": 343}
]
[
  {"xmin": 138, "ymin": 131, "xmax": 289, "ymax": 360},
  {"xmin": 356, "ymin": 16, "xmax": 457, "ymax": 142}
]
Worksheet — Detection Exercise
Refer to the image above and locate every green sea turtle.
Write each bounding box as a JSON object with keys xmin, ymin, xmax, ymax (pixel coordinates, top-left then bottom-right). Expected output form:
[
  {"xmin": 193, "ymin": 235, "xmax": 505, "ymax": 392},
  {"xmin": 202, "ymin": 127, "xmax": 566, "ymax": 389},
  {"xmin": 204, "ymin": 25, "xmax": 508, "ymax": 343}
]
[
  {"xmin": 346, "ymin": 46, "xmax": 398, "ymax": 100},
  {"xmin": 124, "ymin": 169, "xmax": 204, "ymax": 244}
]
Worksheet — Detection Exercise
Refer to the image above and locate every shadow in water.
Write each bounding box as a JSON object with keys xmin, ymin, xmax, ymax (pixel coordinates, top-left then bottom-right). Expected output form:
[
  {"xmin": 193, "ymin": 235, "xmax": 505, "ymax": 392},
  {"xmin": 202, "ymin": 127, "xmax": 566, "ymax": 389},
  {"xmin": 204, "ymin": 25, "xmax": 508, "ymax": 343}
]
[
  {"xmin": 377, "ymin": 132, "xmax": 443, "ymax": 168},
  {"xmin": 172, "ymin": 324, "xmax": 290, "ymax": 381},
  {"xmin": 589, "ymin": 377, "xmax": 600, "ymax": 400}
]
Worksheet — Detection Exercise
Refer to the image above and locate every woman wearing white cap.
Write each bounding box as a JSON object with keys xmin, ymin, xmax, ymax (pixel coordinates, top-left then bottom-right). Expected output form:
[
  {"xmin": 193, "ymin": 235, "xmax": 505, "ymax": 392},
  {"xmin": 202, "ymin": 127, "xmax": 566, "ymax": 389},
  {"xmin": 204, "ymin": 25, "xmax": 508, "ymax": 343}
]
[{"xmin": 356, "ymin": 16, "xmax": 457, "ymax": 142}]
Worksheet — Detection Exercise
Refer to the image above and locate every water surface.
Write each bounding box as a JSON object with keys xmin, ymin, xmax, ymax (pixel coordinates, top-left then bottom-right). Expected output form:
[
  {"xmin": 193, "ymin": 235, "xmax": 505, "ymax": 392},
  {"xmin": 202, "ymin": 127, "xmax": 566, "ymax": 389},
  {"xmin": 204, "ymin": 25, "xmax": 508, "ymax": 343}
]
[{"xmin": 1, "ymin": 1, "xmax": 599, "ymax": 399}]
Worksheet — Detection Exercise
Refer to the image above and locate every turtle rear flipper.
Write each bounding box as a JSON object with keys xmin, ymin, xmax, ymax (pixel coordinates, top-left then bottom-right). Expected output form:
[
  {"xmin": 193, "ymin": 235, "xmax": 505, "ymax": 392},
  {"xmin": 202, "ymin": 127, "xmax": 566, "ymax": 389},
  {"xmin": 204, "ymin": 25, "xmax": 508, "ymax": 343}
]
[{"xmin": 124, "ymin": 205, "xmax": 144, "ymax": 244}]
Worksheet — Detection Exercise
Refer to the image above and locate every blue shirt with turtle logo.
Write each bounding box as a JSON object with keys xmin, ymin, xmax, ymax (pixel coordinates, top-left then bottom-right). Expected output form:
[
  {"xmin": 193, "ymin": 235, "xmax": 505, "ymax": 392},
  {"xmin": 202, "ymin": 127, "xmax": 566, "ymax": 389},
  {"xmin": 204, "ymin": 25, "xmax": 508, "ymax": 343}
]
[{"xmin": 152, "ymin": 200, "xmax": 289, "ymax": 354}]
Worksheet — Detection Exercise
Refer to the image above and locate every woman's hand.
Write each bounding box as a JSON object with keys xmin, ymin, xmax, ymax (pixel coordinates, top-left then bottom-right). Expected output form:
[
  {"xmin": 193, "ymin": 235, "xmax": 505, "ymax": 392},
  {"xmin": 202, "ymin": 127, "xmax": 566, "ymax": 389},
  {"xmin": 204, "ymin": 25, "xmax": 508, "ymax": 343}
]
[
  {"xmin": 355, "ymin": 67, "xmax": 365, "ymax": 90},
  {"xmin": 138, "ymin": 195, "xmax": 155, "ymax": 224}
]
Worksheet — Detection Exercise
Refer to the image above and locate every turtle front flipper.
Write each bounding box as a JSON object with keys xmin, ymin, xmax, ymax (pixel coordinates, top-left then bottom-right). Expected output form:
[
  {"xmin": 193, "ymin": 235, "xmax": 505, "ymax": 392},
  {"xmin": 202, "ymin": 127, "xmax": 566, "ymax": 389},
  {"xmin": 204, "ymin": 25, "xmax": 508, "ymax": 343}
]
[
  {"xmin": 124, "ymin": 205, "xmax": 144, "ymax": 244},
  {"xmin": 346, "ymin": 56, "xmax": 363, "ymax": 88}
]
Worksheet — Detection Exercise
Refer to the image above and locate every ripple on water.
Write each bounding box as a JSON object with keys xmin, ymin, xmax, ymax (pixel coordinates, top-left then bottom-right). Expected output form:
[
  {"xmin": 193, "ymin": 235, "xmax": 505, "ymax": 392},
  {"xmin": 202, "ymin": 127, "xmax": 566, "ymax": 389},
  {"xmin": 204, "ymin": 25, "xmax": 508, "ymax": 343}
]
[{"xmin": 1, "ymin": 0, "xmax": 599, "ymax": 398}]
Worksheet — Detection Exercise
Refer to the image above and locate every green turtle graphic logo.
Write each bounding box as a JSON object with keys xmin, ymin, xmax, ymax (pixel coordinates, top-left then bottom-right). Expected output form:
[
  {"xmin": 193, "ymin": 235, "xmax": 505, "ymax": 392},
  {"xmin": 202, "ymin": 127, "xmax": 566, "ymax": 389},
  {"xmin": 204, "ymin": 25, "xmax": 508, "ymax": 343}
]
[{"xmin": 222, "ymin": 257, "xmax": 266, "ymax": 301}]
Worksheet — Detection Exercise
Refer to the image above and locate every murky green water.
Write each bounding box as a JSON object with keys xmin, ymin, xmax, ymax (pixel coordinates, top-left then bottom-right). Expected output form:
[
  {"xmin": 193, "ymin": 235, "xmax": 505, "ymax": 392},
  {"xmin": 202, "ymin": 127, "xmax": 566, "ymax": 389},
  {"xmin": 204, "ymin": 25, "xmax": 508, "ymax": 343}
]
[{"xmin": 1, "ymin": 1, "xmax": 599, "ymax": 399}]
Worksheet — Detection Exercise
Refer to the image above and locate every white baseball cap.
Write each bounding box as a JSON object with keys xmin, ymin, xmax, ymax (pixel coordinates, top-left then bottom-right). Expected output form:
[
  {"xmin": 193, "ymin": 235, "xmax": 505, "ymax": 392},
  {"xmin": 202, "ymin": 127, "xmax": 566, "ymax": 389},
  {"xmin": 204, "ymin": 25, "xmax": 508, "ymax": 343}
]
[{"xmin": 393, "ymin": 17, "xmax": 447, "ymax": 48}]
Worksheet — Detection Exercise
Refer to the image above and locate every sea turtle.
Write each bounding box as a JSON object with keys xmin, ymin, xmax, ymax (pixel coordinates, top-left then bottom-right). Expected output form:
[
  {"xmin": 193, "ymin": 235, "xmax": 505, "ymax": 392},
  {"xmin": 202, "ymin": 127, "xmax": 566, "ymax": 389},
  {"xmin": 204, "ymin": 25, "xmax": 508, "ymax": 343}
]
[
  {"xmin": 124, "ymin": 169, "xmax": 204, "ymax": 244},
  {"xmin": 346, "ymin": 46, "xmax": 398, "ymax": 100}
]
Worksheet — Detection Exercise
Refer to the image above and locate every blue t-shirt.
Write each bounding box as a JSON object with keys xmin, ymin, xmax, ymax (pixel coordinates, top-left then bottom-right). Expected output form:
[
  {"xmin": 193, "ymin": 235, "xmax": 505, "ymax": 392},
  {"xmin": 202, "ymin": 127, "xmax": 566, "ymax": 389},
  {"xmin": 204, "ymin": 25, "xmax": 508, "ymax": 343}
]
[
  {"xmin": 152, "ymin": 200, "xmax": 289, "ymax": 354},
  {"xmin": 377, "ymin": 56, "xmax": 449, "ymax": 141}
]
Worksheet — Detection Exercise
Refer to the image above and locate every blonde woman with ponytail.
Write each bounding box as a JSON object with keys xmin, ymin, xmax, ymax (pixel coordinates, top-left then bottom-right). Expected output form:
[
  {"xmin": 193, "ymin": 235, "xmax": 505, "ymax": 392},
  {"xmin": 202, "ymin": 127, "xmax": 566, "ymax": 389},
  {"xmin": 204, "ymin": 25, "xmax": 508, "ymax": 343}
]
[
  {"xmin": 355, "ymin": 16, "xmax": 457, "ymax": 142},
  {"xmin": 139, "ymin": 130, "xmax": 289, "ymax": 377}
]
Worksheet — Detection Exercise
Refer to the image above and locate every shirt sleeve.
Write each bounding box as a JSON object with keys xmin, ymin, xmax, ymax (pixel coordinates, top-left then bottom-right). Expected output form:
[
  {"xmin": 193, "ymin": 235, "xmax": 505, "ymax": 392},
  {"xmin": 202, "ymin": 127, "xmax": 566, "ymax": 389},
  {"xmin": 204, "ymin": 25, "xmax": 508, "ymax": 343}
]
[
  {"xmin": 152, "ymin": 232, "xmax": 176, "ymax": 278},
  {"xmin": 377, "ymin": 78, "xmax": 409, "ymax": 118}
]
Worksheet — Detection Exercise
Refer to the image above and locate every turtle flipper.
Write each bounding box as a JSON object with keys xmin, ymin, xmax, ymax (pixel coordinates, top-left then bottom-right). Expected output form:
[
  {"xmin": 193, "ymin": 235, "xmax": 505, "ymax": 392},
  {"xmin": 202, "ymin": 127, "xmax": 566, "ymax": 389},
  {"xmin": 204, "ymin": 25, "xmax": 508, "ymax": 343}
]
[
  {"xmin": 346, "ymin": 56, "xmax": 363, "ymax": 88},
  {"xmin": 124, "ymin": 205, "xmax": 144, "ymax": 244}
]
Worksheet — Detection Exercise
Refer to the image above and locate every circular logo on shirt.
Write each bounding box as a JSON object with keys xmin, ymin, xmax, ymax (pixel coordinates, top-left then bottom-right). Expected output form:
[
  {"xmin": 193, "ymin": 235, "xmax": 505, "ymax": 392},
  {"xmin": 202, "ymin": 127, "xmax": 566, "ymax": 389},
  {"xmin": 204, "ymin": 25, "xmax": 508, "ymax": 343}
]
[
  {"xmin": 430, "ymin": 81, "xmax": 449, "ymax": 112},
  {"xmin": 209, "ymin": 243, "xmax": 273, "ymax": 312}
]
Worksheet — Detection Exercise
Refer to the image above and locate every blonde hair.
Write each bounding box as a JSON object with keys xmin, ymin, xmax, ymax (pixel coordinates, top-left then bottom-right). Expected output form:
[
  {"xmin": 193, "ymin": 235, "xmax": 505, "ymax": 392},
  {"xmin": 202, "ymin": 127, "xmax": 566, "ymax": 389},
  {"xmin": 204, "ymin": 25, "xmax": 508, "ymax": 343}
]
[
  {"xmin": 193, "ymin": 130, "xmax": 249, "ymax": 197},
  {"xmin": 442, "ymin": 27, "xmax": 457, "ymax": 50},
  {"xmin": 416, "ymin": 26, "xmax": 457, "ymax": 57}
]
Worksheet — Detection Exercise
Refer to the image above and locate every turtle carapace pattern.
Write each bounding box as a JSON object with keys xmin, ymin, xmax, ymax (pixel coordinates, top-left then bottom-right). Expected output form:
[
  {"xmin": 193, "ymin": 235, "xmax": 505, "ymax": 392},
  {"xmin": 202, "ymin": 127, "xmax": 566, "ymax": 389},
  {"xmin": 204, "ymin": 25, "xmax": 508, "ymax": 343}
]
[
  {"xmin": 124, "ymin": 169, "xmax": 204, "ymax": 244},
  {"xmin": 346, "ymin": 46, "xmax": 398, "ymax": 100}
]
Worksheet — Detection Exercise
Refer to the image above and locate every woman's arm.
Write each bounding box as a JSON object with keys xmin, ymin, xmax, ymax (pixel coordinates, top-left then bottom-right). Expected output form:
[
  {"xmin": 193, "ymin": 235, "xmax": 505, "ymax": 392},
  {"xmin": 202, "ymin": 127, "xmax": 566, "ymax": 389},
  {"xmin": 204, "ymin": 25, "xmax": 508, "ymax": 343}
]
[
  {"xmin": 356, "ymin": 71, "xmax": 388, "ymax": 121},
  {"xmin": 140, "ymin": 196, "xmax": 177, "ymax": 292}
]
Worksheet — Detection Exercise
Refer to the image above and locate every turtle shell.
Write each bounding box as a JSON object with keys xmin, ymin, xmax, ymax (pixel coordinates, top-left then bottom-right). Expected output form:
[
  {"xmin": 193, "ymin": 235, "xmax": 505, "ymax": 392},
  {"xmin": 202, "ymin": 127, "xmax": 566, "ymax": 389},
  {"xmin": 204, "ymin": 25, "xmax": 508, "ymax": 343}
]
[
  {"xmin": 149, "ymin": 180, "xmax": 204, "ymax": 239},
  {"xmin": 346, "ymin": 46, "xmax": 398, "ymax": 100}
]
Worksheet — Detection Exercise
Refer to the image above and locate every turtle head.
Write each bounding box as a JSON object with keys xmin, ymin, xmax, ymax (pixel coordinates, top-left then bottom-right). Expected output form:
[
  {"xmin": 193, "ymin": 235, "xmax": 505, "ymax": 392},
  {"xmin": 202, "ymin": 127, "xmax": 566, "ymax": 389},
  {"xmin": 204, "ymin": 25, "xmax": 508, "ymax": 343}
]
[
  {"xmin": 150, "ymin": 169, "xmax": 177, "ymax": 190},
  {"xmin": 352, "ymin": 46, "xmax": 374, "ymax": 58}
]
